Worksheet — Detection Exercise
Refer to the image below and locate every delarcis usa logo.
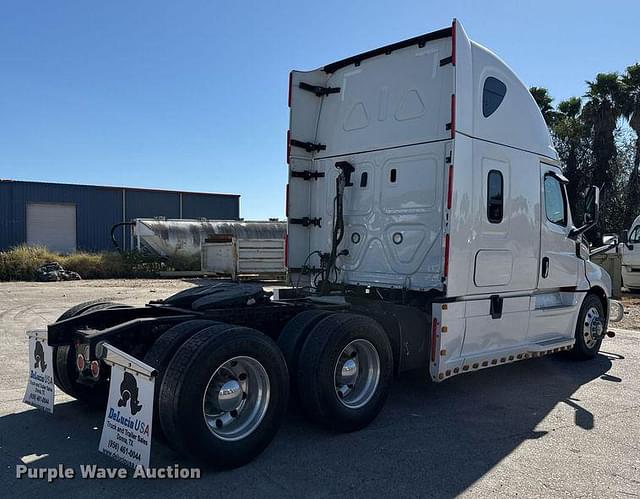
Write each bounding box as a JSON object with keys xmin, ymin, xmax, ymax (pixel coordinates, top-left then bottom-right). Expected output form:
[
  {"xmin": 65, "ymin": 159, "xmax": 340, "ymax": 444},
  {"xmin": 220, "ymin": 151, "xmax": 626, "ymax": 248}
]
[
  {"xmin": 117, "ymin": 372, "xmax": 142, "ymax": 415},
  {"xmin": 33, "ymin": 340, "xmax": 47, "ymax": 372}
]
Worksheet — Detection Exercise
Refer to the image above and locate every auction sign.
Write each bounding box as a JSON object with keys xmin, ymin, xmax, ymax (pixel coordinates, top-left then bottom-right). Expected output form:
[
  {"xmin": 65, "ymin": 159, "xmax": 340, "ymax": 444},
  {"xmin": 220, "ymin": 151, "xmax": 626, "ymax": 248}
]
[
  {"xmin": 23, "ymin": 330, "xmax": 55, "ymax": 413},
  {"xmin": 98, "ymin": 353, "xmax": 155, "ymax": 468}
]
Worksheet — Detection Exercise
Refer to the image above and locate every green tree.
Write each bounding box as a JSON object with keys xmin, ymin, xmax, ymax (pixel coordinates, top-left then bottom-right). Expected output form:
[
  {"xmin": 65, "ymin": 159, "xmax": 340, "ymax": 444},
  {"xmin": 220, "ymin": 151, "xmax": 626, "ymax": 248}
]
[
  {"xmin": 621, "ymin": 63, "xmax": 640, "ymax": 227},
  {"xmin": 529, "ymin": 86, "xmax": 558, "ymax": 126},
  {"xmin": 582, "ymin": 72, "xmax": 624, "ymax": 238},
  {"xmin": 553, "ymin": 97, "xmax": 588, "ymax": 212}
]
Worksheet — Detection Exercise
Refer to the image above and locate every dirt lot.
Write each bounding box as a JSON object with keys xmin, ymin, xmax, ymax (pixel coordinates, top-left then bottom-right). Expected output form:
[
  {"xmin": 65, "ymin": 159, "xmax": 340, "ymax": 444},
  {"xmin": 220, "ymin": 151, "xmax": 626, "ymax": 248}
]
[{"xmin": 1, "ymin": 279, "xmax": 639, "ymax": 498}]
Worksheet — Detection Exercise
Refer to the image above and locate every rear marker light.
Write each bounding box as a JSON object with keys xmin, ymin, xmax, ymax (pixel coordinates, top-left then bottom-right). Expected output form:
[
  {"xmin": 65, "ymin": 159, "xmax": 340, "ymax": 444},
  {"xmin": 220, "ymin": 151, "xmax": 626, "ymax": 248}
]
[
  {"xmin": 450, "ymin": 94, "xmax": 456, "ymax": 139},
  {"xmin": 76, "ymin": 354, "xmax": 85, "ymax": 371},
  {"xmin": 447, "ymin": 165, "xmax": 454, "ymax": 209},
  {"xmin": 444, "ymin": 234, "xmax": 450, "ymax": 278},
  {"xmin": 90, "ymin": 360, "xmax": 100, "ymax": 377}
]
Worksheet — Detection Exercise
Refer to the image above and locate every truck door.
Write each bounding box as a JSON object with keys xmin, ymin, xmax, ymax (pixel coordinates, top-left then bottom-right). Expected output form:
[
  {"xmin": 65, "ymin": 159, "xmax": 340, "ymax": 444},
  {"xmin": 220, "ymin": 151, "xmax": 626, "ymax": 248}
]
[
  {"xmin": 622, "ymin": 224, "xmax": 640, "ymax": 267},
  {"xmin": 621, "ymin": 224, "xmax": 640, "ymax": 289},
  {"xmin": 538, "ymin": 164, "xmax": 579, "ymax": 290}
]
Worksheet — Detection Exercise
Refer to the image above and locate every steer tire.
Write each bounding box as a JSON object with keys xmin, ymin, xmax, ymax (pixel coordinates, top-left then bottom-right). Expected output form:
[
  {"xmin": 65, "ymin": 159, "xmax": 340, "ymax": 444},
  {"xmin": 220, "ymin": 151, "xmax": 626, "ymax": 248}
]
[
  {"xmin": 277, "ymin": 310, "xmax": 333, "ymax": 397},
  {"xmin": 571, "ymin": 293, "xmax": 605, "ymax": 360},
  {"xmin": 54, "ymin": 301, "xmax": 126, "ymax": 406},
  {"xmin": 143, "ymin": 319, "xmax": 219, "ymax": 439},
  {"xmin": 297, "ymin": 313, "xmax": 393, "ymax": 433},
  {"xmin": 158, "ymin": 324, "xmax": 289, "ymax": 468}
]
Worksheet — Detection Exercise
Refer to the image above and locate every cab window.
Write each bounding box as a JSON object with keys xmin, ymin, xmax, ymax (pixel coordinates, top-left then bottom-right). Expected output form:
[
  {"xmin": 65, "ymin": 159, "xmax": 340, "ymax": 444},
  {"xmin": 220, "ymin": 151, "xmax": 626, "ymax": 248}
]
[
  {"xmin": 487, "ymin": 170, "xmax": 503, "ymax": 223},
  {"xmin": 482, "ymin": 77, "xmax": 507, "ymax": 117},
  {"xmin": 544, "ymin": 174, "xmax": 567, "ymax": 226},
  {"xmin": 629, "ymin": 226, "xmax": 640, "ymax": 243}
]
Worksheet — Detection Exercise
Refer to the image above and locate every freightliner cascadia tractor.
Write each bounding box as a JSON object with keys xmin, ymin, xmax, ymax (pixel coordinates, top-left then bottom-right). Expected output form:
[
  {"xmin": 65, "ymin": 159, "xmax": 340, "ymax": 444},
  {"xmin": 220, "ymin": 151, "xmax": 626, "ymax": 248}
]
[{"xmin": 36, "ymin": 19, "xmax": 623, "ymax": 468}]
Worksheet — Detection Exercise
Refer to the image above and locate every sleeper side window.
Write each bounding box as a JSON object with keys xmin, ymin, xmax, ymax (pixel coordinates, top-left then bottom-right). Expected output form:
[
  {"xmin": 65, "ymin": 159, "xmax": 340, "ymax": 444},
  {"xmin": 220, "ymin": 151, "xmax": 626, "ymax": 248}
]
[
  {"xmin": 487, "ymin": 170, "xmax": 503, "ymax": 223},
  {"xmin": 544, "ymin": 174, "xmax": 567, "ymax": 226},
  {"xmin": 483, "ymin": 77, "xmax": 507, "ymax": 117}
]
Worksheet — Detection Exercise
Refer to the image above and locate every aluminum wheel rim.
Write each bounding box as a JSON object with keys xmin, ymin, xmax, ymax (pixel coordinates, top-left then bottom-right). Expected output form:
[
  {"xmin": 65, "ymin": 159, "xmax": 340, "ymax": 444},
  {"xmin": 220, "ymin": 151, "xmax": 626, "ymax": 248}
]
[
  {"xmin": 202, "ymin": 356, "xmax": 270, "ymax": 441},
  {"xmin": 334, "ymin": 339, "xmax": 380, "ymax": 409},
  {"xmin": 583, "ymin": 306, "xmax": 603, "ymax": 349}
]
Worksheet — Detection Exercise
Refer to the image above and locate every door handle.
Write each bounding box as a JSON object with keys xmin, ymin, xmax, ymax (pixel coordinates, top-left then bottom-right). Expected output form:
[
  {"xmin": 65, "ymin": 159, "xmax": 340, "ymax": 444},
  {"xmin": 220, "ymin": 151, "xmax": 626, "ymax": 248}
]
[{"xmin": 542, "ymin": 257, "xmax": 549, "ymax": 278}]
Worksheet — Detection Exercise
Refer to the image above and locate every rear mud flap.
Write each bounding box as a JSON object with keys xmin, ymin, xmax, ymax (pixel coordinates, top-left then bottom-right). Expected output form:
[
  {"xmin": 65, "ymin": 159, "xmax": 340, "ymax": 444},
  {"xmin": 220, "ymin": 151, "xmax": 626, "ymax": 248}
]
[{"xmin": 96, "ymin": 342, "xmax": 157, "ymax": 468}]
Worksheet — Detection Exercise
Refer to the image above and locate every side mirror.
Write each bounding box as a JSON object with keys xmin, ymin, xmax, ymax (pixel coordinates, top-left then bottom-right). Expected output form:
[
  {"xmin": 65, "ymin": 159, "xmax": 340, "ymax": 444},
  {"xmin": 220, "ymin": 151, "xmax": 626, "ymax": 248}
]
[
  {"xmin": 622, "ymin": 229, "xmax": 635, "ymax": 250},
  {"xmin": 569, "ymin": 185, "xmax": 600, "ymax": 240}
]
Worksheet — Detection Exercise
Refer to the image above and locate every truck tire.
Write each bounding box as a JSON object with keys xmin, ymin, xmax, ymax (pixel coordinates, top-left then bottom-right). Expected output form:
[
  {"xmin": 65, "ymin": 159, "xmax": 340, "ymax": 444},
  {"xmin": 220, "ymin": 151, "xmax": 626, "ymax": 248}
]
[
  {"xmin": 277, "ymin": 310, "xmax": 333, "ymax": 396},
  {"xmin": 571, "ymin": 293, "xmax": 605, "ymax": 360},
  {"xmin": 54, "ymin": 301, "xmax": 128, "ymax": 406},
  {"xmin": 158, "ymin": 324, "xmax": 289, "ymax": 468},
  {"xmin": 297, "ymin": 313, "xmax": 393, "ymax": 432},
  {"xmin": 142, "ymin": 319, "xmax": 219, "ymax": 439}
]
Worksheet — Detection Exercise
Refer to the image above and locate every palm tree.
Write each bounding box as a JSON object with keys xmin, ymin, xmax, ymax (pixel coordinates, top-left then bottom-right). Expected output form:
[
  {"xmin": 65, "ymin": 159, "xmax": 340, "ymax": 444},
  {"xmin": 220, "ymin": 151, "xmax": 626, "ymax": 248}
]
[
  {"xmin": 621, "ymin": 63, "xmax": 640, "ymax": 226},
  {"xmin": 582, "ymin": 72, "xmax": 624, "ymax": 237},
  {"xmin": 529, "ymin": 86, "xmax": 557, "ymax": 126}
]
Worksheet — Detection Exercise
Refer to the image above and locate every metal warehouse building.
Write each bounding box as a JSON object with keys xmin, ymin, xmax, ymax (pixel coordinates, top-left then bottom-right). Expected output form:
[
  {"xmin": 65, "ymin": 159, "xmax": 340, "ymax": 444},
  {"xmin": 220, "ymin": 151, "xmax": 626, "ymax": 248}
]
[{"xmin": 0, "ymin": 179, "xmax": 240, "ymax": 253}]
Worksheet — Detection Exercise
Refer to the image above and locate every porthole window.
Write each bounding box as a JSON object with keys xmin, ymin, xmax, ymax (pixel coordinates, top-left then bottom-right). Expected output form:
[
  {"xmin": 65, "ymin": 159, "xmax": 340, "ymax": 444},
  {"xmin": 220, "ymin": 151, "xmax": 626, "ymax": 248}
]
[
  {"xmin": 487, "ymin": 170, "xmax": 503, "ymax": 223},
  {"xmin": 482, "ymin": 77, "xmax": 507, "ymax": 117}
]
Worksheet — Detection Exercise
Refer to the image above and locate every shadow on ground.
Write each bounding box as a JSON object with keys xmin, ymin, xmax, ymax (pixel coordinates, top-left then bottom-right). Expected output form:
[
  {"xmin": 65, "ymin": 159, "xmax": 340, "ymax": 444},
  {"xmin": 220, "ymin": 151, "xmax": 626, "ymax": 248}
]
[{"xmin": 0, "ymin": 353, "xmax": 618, "ymax": 498}]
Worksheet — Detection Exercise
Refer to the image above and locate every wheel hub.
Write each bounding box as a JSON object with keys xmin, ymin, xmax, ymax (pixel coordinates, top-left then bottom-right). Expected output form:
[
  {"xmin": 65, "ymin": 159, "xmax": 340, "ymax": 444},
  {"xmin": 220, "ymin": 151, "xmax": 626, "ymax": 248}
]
[
  {"xmin": 334, "ymin": 339, "xmax": 381, "ymax": 409},
  {"xmin": 217, "ymin": 379, "xmax": 243, "ymax": 412},
  {"xmin": 339, "ymin": 358, "xmax": 359, "ymax": 385},
  {"xmin": 583, "ymin": 307, "xmax": 603, "ymax": 348},
  {"xmin": 202, "ymin": 356, "xmax": 270, "ymax": 441}
]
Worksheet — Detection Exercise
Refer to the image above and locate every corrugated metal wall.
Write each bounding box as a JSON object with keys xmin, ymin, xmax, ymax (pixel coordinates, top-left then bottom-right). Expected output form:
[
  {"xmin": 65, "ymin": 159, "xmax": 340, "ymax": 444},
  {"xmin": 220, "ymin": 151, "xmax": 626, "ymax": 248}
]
[
  {"xmin": 182, "ymin": 192, "xmax": 240, "ymax": 219},
  {"xmin": 0, "ymin": 180, "xmax": 240, "ymax": 252}
]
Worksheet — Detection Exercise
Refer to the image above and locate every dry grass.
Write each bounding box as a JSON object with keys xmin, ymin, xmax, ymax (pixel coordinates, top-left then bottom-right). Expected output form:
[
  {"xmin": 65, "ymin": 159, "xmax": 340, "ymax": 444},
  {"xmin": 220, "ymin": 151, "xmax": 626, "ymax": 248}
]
[{"xmin": 0, "ymin": 245, "xmax": 165, "ymax": 281}]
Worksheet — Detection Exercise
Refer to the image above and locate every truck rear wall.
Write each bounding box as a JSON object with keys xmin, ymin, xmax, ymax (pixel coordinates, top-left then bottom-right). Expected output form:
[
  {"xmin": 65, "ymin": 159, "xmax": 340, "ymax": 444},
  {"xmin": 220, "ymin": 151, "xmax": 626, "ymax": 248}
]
[{"xmin": 288, "ymin": 32, "xmax": 454, "ymax": 291}]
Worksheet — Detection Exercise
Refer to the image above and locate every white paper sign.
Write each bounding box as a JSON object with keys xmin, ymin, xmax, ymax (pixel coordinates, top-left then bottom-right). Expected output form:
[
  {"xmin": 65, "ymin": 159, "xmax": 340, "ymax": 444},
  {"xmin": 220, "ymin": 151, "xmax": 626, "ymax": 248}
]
[
  {"xmin": 99, "ymin": 364, "xmax": 154, "ymax": 468},
  {"xmin": 23, "ymin": 331, "xmax": 55, "ymax": 414}
]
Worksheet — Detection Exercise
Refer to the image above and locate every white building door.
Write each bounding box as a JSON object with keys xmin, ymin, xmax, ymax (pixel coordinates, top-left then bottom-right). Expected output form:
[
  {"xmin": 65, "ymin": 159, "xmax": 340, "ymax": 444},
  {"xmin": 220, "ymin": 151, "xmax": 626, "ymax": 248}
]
[{"xmin": 27, "ymin": 203, "xmax": 77, "ymax": 254}]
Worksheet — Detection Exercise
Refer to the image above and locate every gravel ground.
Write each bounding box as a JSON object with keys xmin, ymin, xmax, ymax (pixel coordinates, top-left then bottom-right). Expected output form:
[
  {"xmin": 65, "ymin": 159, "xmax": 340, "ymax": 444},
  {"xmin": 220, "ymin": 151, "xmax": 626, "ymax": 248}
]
[
  {"xmin": 619, "ymin": 291, "xmax": 640, "ymax": 330},
  {"xmin": 1, "ymin": 279, "xmax": 639, "ymax": 498}
]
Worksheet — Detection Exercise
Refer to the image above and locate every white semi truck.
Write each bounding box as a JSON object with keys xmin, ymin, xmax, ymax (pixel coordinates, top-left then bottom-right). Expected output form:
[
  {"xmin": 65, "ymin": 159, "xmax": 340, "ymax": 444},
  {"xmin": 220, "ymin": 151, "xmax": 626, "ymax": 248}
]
[
  {"xmin": 36, "ymin": 19, "xmax": 623, "ymax": 469},
  {"xmin": 620, "ymin": 216, "xmax": 640, "ymax": 289}
]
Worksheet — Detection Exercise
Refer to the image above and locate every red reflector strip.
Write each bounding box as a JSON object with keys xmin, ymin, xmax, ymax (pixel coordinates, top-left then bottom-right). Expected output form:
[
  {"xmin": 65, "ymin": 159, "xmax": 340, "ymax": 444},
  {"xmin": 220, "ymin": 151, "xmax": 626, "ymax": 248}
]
[
  {"xmin": 288, "ymin": 72, "xmax": 293, "ymax": 108},
  {"xmin": 284, "ymin": 233, "xmax": 289, "ymax": 267},
  {"xmin": 450, "ymin": 94, "xmax": 456, "ymax": 139},
  {"xmin": 286, "ymin": 129, "xmax": 291, "ymax": 164},
  {"xmin": 285, "ymin": 183, "xmax": 290, "ymax": 217},
  {"xmin": 451, "ymin": 19, "xmax": 457, "ymax": 66},
  {"xmin": 444, "ymin": 234, "xmax": 450, "ymax": 278},
  {"xmin": 431, "ymin": 317, "xmax": 439, "ymax": 361},
  {"xmin": 447, "ymin": 165, "xmax": 454, "ymax": 209}
]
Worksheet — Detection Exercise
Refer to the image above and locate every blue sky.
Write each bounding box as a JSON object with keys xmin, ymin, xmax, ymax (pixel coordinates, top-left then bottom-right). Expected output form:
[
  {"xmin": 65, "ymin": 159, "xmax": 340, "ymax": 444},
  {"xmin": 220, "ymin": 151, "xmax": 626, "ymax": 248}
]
[{"xmin": 1, "ymin": 0, "xmax": 638, "ymax": 219}]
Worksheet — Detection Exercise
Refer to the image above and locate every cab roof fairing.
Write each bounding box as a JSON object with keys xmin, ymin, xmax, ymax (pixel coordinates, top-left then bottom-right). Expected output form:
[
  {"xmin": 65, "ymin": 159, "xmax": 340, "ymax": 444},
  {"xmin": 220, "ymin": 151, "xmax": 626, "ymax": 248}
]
[{"xmin": 453, "ymin": 19, "xmax": 558, "ymax": 161}]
